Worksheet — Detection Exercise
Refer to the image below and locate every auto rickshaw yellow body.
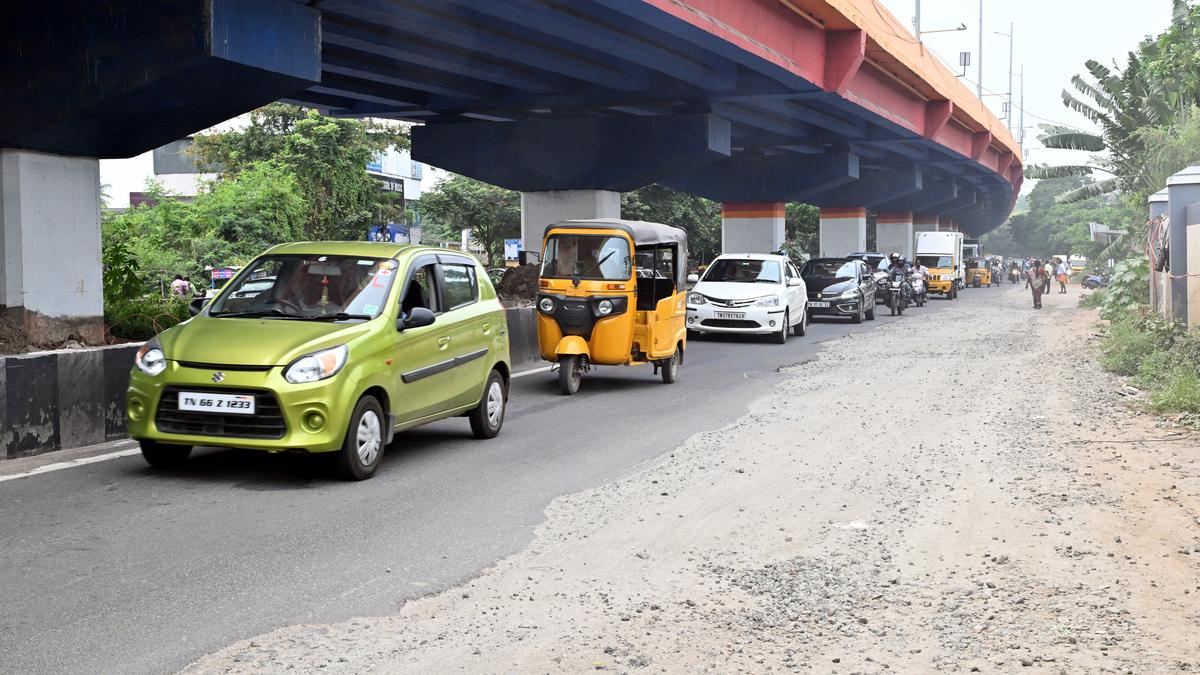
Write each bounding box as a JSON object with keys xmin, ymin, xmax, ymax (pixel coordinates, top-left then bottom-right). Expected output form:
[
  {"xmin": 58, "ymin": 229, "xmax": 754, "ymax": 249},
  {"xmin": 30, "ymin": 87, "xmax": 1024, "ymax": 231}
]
[{"xmin": 535, "ymin": 219, "xmax": 688, "ymax": 394}]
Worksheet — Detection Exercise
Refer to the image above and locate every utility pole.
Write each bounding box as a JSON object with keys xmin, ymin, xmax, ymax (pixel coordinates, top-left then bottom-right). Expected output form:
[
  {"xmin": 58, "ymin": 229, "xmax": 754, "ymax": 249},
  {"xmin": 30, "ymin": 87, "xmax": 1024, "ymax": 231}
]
[
  {"xmin": 1007, "ymin": 22, "xmax": 1014, "ymax": 133},
  {"xmin": 914, "ymin": 0, "xmax": 920, "ymax": 38},
  {"xmin": 976, "ymin": 0, "xmax": 983, "ymax": 98},
  {"xmin": 1019, "ymin": 65, "xmax": 1026, "ymax": 153}
]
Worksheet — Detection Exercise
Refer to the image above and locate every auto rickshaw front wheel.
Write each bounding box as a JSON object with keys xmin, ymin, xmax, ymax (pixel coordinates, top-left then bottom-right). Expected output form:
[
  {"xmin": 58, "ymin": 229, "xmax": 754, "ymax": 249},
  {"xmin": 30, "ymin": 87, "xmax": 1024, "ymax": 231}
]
[{"xmin": 558, "ymin": 355, "xmax": 583, "ymax": 395}]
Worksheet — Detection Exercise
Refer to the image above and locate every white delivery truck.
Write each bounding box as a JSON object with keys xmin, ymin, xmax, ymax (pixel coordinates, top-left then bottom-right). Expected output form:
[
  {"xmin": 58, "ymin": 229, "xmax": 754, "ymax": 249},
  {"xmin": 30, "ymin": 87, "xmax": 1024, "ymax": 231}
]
[{"xmin": 915, "ymin": 231, "xmax": 964, "ymax": 299}]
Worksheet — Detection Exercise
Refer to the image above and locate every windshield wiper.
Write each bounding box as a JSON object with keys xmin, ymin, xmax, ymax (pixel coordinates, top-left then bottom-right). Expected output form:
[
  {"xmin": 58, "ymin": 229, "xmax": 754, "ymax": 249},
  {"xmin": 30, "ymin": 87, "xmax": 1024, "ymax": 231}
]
[
  {"xmin": 210, "ymin": 309, "xmax": 304, "ymax": 319},
  {"xmin": 306, "ymin": 312, "xmax": 373, "ymax": 322}
]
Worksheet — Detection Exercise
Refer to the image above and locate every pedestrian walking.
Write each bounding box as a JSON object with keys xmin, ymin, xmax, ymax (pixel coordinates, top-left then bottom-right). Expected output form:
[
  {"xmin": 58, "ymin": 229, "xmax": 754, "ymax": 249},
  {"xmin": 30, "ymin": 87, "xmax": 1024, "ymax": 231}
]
[
  {"xmin": 1025, "ymin": 259, "xmax": 1045, "ymax": 309},
  {"xmin": 1055, "ymin": 259, "xmax": 1070, "ymax": 293},
  {"xmin": 1042, "ymin": 259, "xmax": 1053, "ymax": 295},
  {"xmin": 170, "ymin": 274, "xmax": 191, "ymax": 298}
]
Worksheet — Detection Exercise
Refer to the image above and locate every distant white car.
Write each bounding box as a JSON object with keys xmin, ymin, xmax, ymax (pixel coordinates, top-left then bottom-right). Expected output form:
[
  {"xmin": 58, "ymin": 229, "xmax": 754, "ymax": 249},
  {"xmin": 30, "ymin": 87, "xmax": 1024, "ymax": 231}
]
[{"xmin": 685, "ymin": 253, "xmax": 807, "ymax": 343}]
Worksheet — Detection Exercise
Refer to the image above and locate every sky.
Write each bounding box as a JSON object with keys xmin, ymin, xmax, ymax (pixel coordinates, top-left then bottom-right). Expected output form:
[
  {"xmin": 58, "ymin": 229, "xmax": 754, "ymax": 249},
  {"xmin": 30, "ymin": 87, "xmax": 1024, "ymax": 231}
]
[
  {"xmin": 877, "ymin": 0, "xmax": 1172, "ymax": 170},
  {"xmin": 101, "ymin": 0, "xmax": 1175, "ymax": 205}
]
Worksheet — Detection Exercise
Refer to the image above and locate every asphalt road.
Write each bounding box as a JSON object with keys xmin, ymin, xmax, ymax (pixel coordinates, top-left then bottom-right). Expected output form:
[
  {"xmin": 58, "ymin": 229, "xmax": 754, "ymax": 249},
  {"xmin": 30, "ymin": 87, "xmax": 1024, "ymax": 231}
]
[{"xmin": 0, "ymin": 291, "xmax": 966, "ymax": 674}]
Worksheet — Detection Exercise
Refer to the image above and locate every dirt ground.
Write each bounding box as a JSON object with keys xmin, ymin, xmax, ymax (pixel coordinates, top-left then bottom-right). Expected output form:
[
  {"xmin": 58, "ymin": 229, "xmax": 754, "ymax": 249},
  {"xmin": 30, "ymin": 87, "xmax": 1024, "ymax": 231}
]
[{"xmin": 185, "ymin": 286, "xmax": 1199, "ymax": 674}]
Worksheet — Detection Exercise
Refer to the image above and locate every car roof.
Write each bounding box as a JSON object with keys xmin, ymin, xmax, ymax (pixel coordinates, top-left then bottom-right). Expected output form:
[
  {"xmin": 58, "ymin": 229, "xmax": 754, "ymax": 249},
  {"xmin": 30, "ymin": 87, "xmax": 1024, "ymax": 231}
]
[
  {"xmin": 711, "ymin": 253, "xmax": 789, "ymax": 261},
  {"xmin": 262, "ymin": 241, "xmax": 473, "ymax": 261}
]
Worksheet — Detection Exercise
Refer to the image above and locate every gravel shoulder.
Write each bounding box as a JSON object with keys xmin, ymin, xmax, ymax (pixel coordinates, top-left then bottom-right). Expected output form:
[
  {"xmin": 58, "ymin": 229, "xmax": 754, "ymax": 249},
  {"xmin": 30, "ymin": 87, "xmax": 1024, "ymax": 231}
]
[{"xmin": 185, "ymin": 286, "xmax": 1200, "ymax": 674}]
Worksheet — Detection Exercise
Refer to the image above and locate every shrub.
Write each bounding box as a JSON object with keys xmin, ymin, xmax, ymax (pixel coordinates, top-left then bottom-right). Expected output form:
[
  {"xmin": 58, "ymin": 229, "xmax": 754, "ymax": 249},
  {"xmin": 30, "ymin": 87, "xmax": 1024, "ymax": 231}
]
[
  {"xmin": 1099, "ymin": 256, "xmax": 1149, "ymax": 321},
  {"xmin": 1079, "ymin": 289, "xmax": 1106, "ymax": 309},
  {"xmin": 1148, "ymin": 368, "xmax": 1200, "ymax": 414},
  {"xmin": 1099, "ymin": 316, "xmax": 1163, "ymax": 376},
  {"xmin": 105, "ymin": 297, "xmax": 191, "ymax": 341}
]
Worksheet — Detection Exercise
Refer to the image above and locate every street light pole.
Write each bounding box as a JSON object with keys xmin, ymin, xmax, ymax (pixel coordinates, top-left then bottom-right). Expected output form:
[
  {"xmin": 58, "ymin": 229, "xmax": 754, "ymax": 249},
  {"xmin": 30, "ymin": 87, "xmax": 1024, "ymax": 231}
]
[
  {"xmin": 1007, "ymin": 22, "xmax": 1014, "ymax": 133},
  {"xmin": 976, "ymin": 0, "xmax": 983, "ymax": 98},
  {"xmin": 1019, "ymin": 64, "xmax": 1026, "ymax": 153},
  {"xmin": 914, "ymin": 0, "xmax": 920, "ymax": 38}
]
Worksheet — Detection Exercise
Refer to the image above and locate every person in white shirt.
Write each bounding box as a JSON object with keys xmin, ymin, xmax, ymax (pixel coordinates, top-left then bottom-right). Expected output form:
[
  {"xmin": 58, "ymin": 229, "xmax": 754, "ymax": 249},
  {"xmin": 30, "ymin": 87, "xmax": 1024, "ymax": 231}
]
[{"xmin": 1055, "ymin": 260, "xmax": 1070, "ymax": 294}]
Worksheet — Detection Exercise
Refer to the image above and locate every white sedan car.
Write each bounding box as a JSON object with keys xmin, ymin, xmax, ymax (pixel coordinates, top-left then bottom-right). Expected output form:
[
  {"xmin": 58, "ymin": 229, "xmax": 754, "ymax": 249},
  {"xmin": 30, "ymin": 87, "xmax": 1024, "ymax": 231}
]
[{"xmin": 685, "ymin": 253, "xmax": 808, "ymax": 343}]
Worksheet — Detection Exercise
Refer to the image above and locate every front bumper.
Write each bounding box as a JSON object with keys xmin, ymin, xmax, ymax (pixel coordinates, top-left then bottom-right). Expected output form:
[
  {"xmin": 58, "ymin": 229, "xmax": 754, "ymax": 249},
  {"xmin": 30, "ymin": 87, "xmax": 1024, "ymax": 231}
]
[
  {"xmin": 126, "ymin": 362, "xmax": 353, "ymax": 453},
  {"xmin": 806, "ymin": 295, "xmax": 861, "ymax": 316},
  {"xmin": 927, "ymin": 279, "xmax": 954, "ymax": 294},
  {"xmin": 686, "ymin": 303, "xmax": 785, "ymax": 334}
]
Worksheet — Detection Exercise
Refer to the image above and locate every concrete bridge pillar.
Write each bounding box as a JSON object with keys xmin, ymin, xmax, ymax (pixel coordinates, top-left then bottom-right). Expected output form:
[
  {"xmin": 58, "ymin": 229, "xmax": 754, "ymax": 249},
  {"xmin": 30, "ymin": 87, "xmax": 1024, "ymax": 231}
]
[
  {"xmin": 0, "ymin": 149, "xmax": 103, "ymax": 344},
  {"xmin": 875, "ymin": 211, "xmax": 913, "ymax": 259},
  {"xmin": 913, "ymin": 214, "xmax": 939, "ymax": 234},
  {"xmin": 721, "ymin": 202, "xmax": 784, "ymax": 254},
  {"xmin": 818, "ymin": 207, "xmax": 866, "ymax": 258},
  {"xmin": 520, "ymin": 190, "xmax": 621, "ymax": 260}
]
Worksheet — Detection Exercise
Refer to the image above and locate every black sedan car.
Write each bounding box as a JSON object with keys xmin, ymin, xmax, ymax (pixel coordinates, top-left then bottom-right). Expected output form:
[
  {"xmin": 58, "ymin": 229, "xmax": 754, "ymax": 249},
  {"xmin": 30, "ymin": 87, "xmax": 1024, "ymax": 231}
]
[{"xmin": 800, "ymin": 258, "xmax": 876, "ymax": 323}]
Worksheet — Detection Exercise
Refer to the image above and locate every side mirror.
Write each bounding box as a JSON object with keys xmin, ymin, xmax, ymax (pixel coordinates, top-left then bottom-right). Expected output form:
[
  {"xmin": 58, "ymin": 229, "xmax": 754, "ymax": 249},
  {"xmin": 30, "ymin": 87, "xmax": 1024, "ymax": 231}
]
[
  {"xmin": 686, "ymin": 273, "xmax": 699, "ymax": 284},
  {"xmin": 398, "ymin": 307, "xmax": 436, "ymax": 331},
  {"xmin": 787, "ymin": 277, "xmax": 803, "ymax": 287},
  {"xmin": 188, "ymin": 297, "xmax": 208, "ymax": 316}
]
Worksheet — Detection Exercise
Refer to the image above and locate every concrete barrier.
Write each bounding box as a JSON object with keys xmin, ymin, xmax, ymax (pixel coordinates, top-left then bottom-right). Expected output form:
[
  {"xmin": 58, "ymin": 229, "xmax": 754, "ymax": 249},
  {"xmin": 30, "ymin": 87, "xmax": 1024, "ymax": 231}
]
[
  {"xmin": 1, "ymin": 343, "xmax": 141, "ymax": 459},
  {"xmin": 1, "ymin": 308, "xmax": 543, "ymax": 460}
]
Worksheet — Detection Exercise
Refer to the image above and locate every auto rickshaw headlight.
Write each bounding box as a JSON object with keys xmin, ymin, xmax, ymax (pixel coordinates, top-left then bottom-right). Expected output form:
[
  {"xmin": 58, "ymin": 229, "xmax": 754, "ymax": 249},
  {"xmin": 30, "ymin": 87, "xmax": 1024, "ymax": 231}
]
[
  {"xmin": 687, "ymin": 292, "xmax": 706, "ymax": 305},
  {"xmin": 538, "ymin": 297, "xmax": 555, "ymax": 313},
  {"xmin": 597, "ymin": 299, "xmax": 614, "ymax": 316},
  {"xmin": 284, "ymin": 345, "xmax": 348, "ymax": 384},
  {"xmin": 135, "ymin": 339, "xmax": 166, "ymax": 377}
]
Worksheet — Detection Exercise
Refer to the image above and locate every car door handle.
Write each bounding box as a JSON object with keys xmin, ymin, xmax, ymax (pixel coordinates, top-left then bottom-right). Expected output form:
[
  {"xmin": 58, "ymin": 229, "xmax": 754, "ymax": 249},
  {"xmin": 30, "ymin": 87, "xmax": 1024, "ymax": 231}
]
[
  {"xmin": 438, "ymin": 336, "xmax": 451, "ymax": 350},
  {"xmin": 481, "ymin": 322, "xmax": 491, "ymax": 334}
]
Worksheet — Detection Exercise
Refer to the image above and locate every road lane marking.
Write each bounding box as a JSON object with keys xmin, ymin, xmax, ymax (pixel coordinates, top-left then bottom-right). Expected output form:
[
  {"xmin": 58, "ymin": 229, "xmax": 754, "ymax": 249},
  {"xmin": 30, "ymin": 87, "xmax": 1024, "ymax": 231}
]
[
  {"xmin": 512, "ymin": 365, "xmax": 552, "ymax": 379},
  {"xmin": 0, "ymin": 447, "xmax": 140, "ymax": 484}
]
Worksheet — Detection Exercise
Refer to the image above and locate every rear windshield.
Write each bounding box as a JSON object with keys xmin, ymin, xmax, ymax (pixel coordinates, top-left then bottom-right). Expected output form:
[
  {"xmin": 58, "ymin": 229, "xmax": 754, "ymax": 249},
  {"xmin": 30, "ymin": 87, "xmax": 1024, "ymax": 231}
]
[
  {"xmin": 918, "ymin": 255, "xmax": 953, "ymax": 269},
  {"xmin": 541, "ymin": 234, "xmax": 631, "ymax": 281}
]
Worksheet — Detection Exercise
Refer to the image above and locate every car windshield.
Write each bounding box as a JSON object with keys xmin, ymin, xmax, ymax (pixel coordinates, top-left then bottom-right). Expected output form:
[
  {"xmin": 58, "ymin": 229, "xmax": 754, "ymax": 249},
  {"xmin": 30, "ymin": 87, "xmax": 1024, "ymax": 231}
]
[
  {"xmin": 702, "ymin": 258, "xmax": 781, "ymax": 283},
  {"xmin": 918, "ymin": 255, "xmax": 953, "ymax": 269},
  {"xmin": 541, "ymin": 234, "xmax": 631, "ymax": 281},
  {"xmin": 208, "ymin": 254, "xmax": 399, "ymax": 320},
  {"xmin": 802, "ymin": 260, "xmax": 856, "ymax": 279}
]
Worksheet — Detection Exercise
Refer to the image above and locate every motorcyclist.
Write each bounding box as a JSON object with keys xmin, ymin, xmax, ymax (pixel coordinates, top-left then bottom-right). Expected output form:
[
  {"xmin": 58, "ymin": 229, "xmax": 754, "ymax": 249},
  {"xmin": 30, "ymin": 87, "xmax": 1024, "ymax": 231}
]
[{"xmin": 886, "ymin": 253, "xmax": 913, "ymax": 302}]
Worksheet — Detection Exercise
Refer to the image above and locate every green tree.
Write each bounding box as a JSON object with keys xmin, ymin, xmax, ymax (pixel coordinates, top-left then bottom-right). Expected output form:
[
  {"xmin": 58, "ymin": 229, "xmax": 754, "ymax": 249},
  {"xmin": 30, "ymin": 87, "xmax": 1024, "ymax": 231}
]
[
  {"xmin": 191, "ymin": 103, "xmax": 406, "ymax": 240},
  {"xmin": 621, "ymin": 185, "xmax": 721, "ymax": 263},
  {"xmin": 420, "ymin": 175, "xmax": 520, "ymax": 264},
  {"xmin": 193, "ymin": 160, "xmax": 309, "ymax": 260},
  {"xmin": 1140, "ymin": 0, "xmax": 1200, "ymax": 108},
  {"xmin": 785, "ymin": 203, "xmax": 819, "ymax": 258}
]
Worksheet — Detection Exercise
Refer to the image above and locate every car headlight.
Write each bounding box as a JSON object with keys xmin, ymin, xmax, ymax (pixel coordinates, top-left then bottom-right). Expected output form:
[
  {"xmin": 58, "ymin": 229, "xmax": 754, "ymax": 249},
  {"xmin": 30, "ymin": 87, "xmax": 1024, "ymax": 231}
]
[
  {"xmin": 755, "ymin": 295, "xmax": 780, "ymax": 307},
  {"xmin": 837, "ymin": 289, "xmax": 859, "ymax": 299},
  {"xmin": 135, "ymin": 339, "xmax": 166, "ymax": 377},
  {"xmin": 284, "ymin": 345, "xmax": 348, "ymax": 384},
  {"xmin": 538, "ymin": 297, "xmax": 555, "ymax": 313},
  {"xmin": 687, "ymin": 292, "xmax": 707, "ymax": 305},
  {"xmin": 597, "ymin": 299, "xmax": 614, "ymax": 316}
]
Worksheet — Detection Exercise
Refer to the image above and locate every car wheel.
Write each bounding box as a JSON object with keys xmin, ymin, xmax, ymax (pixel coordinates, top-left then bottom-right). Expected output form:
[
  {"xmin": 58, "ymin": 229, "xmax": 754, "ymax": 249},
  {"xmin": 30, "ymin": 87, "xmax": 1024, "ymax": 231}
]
[
  {"xmin": 865, "ymin": 295, "xmax": 876, "ymax": 321},
  {"xmin": 773, "ymin": 310, "xmax": 789, "ymax": 344},
  {"xmin": 334, "ymin": 396, "xmax": 385, "ymax": 481},
  {"xmin": 140, "ymin": 440, "xmax": 192, "ymax": 469},
  {"xmin": 558, "ymin": 355, "xmax": 582, "ymax": 395},
  {"xmin": 852, "ymin": 304, "xmax": 864, "ymax": 324},
  {"xmin": 660, "ymin": 350, "xmax": 680, "ymax": 384},
  {"xmin": 468, "ymin": 369, "xmax": 507, "ymax": 439},
  {"xmin": 793, "ymin": 306, "xmax": 807, "ymax": 336}
]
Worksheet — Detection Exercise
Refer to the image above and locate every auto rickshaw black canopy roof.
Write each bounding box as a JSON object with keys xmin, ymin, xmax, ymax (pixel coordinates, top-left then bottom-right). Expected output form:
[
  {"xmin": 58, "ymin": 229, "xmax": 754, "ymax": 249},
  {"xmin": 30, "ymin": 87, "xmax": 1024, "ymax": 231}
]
[{"xmin": 547, "ymin": 219, "xmax": 688, "ymax": 287}]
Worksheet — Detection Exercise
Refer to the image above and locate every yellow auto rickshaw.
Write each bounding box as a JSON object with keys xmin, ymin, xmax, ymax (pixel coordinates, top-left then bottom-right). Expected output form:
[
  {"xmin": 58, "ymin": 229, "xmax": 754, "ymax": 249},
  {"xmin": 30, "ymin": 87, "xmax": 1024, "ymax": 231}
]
[
  {"xmin": 965, "ymin": 258, "xmax": 990, "ymax": 287},
  {"xmin": 536, "ymin": 219, "xmax": 688, "ymax": 395}
]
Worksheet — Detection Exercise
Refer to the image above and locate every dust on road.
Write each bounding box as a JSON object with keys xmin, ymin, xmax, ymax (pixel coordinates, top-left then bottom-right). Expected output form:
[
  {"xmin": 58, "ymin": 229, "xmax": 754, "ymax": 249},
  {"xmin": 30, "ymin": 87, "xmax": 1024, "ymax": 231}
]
[{"xmin": 186, "ymin": 286, "xmax": 1199, "ymax": 674}]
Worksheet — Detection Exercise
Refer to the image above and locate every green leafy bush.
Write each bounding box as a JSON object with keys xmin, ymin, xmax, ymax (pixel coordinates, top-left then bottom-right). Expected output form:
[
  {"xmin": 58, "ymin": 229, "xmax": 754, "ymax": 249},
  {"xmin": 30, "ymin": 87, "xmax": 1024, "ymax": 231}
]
[
  {"xmin": 1098, "ymin": 309, "xmax": 1200, "ymax": 416},
  {"xmin": 1149, "ymin": 368, "xmax": 1200, "ymax": 414},
  {"xmin": 1079, "ymin": 289, "xmax": 1107, "ymax": 309},
  {"xmin": 1099, "ymin": 256, "xmax": 1149, "ymax": 321},
  {"xmin": 105, "ymin": 297, "xmax": 191, "ymax": 341}
]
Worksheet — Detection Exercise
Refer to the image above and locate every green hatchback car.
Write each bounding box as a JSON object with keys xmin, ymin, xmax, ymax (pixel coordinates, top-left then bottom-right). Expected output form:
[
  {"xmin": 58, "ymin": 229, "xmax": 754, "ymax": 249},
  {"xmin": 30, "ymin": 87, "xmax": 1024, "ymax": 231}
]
[{"xmin": 127, "ymin": 242, "xmax": 511, "ymax": 480}]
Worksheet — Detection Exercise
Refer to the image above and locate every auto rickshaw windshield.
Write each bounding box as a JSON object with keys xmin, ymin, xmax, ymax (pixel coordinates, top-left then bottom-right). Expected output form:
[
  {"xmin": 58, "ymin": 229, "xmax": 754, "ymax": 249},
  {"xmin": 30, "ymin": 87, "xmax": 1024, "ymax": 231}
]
[{"xmin": 541, "ymin": 234, "xmax": 632, "ymax": 280}]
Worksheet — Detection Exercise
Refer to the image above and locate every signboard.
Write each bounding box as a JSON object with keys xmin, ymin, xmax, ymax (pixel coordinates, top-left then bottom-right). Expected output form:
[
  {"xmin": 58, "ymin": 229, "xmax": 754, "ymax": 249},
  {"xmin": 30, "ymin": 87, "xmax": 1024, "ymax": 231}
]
[
  {"xmin": 504, "ymin": 239, "xmax": 522, "ymax": 261},
  {"xmin": 369, "ymin": 223, "xmax": 414, "ymax": 243},
  {"xmin": 211, "ymin": 267, "xmax": 236, "ymax": 280}
]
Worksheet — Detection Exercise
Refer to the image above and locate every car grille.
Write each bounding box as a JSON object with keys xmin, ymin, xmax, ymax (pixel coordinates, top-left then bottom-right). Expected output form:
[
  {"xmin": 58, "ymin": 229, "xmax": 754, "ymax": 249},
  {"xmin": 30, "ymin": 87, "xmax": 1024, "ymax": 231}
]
[
  {"xmin": 155, "ymin": 387, "xmax": 287, "ymax": 439},
  {"xmin": 701, "ymin": 319, "xmax": 760, "ymax": 329},
  {"xmin": 704, "ymin": 296, "xmax": 756, "ymax": 308}
]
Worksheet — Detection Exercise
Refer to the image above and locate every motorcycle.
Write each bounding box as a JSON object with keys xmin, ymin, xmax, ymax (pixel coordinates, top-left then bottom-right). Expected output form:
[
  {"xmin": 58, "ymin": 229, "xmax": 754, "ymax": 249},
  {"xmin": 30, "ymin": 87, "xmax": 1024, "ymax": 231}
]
[
  {"xmin": 909, "ymin": 273, "xmax": 928, "ymax": 307},
  {"xmin": 873, "ymin": 269, "xmax": 890, "ymax": 305},
  {"xmin": 1082, "ymin": 272, "xmax": 1110, "ymax": 289},
  {"xmin": 886, "ymin": 272, "xmax": 911, "ymax": 316},
  {"xmin": 1008, "ymin": 267, "xmax": 1021, "ymax": 284}
]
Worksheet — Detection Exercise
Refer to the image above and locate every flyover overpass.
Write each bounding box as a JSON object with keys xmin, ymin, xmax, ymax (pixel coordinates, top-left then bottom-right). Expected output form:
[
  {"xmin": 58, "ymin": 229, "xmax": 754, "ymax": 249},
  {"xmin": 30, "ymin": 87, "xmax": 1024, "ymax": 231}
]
[{"xmin": 0, "ymin": 0, "xmax": 1021, "ymax": 342}]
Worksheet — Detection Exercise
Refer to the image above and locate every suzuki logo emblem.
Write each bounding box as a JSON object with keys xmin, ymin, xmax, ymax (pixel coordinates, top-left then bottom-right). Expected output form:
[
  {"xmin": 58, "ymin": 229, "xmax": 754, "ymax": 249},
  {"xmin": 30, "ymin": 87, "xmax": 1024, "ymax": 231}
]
[{"xmin": 211, "ymin": 372, "xmax": 225, "ymax": 383}]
